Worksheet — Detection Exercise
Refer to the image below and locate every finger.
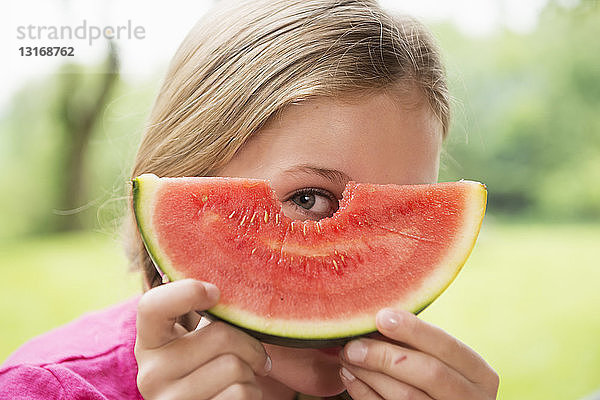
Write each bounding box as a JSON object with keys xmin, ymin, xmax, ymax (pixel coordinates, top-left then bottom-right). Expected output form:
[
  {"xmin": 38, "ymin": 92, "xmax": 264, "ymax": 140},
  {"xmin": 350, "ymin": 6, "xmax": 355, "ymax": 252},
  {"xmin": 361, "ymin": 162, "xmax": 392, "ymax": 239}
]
[
  {"xmin": 376, "ymin": 308, "xmax": 497, "ymax": 387},
  {"xmin": 365, "ymin": 331, "xmax": 415, "ymax": 350},
  {"xmin": 136, "ymin": 279, "xmax": 220, "ymax": 349},
  {"xmin": 162, "ymin": 354, "xmax": 257, "ymax": 400},
  {"xmin": 160, "ymin": 321, "xmax": 272, "ymax": 378},
  {"xmin": 339, "ymin": 367, "xmax": 383, "ymax": 400},
  {"xmin": 212, "ymin": 383, "xmax": 262, "ymax": 400},
  {"xmin": 342, "ymin": 338, "xmax": 480, "ymax": 400},
  {"xmin": 342, "ymin": 363, "xmax": 433, "ymax": 400}
]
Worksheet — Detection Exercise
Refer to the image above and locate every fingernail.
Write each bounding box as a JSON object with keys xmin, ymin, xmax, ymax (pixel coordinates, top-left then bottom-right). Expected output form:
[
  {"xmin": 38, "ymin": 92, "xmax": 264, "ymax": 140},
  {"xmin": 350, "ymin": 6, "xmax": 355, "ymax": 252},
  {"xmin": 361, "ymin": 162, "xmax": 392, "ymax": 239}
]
[
  {"xmin": 340, "ymin": 367, "xmax": 356, "ymax": 382},
  {"xmin": 264, "ymin": 355, "xmax": 272, "ymax": 374},
  {"xmin": 202, "ymin": 282, "xmax": 220, "ymax": 302},
  {"xmin": 377, "ymin": 308, "xmax": 399, "ymax": 331},
  {"xmin": 345, "ymin": 340, "xmax": 367, "ymax": 363}
]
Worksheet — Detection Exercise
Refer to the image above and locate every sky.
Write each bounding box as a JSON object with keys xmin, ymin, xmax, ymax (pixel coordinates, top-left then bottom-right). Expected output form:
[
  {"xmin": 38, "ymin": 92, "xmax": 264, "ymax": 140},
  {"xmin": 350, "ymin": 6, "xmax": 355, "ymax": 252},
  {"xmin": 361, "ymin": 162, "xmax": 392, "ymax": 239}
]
[{"xmin": 1, "ymin": 0, "xmax": 552, "ymax": 111}]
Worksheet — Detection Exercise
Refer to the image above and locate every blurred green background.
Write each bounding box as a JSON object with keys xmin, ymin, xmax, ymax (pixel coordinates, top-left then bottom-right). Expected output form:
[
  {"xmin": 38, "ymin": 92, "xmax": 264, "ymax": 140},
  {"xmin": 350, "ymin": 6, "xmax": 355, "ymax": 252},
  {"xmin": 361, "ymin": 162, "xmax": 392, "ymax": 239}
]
[{"xmin": 1, "ymin": 2, "xmax": 599, "ymax": 399}]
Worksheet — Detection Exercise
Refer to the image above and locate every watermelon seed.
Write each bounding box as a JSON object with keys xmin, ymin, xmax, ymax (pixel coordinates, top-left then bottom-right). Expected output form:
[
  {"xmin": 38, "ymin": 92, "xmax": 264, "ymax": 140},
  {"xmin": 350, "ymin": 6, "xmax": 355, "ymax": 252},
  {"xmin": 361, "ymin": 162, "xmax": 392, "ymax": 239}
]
[
  {"xmin": 302, "ymin": 224, "xmax": 307, "ymax": 236},
  {"xmin": 316, "ymin": 223, "xmax": 322, "ymax": 234},
  {"xmin": 228, "ymin": 210, "xmax": 236, "ymax": 219},
  {"xmin": 275, "ymin": 214, "xmax": 280, "ymax": 225},
  {"xmin": 290, "ymin": 222, "xmax": 294, "ymax": 232},
  {"xmin": 332, "ymin": 259, "xmax": 338, "ymax": 270},
  {"xmin": 264, "ymin": 211, "xmax": 269, "ymax": 223},
  {"xmin": 240, "ymin": 215, "xmax": 247, "ymax": 226},
  {"xmin": 334, "ymin": 250, "xmax": 346, "ymax": 264},
  {"xmin": 251, "ymin": 248, "xmax": 257, "ymax": 255},
  {"xmin": 250, "ymin": 212, "xmax": 257, "ymax": 224},
  {"xmin": 202, "ymin": 195, "xmax": 208, "ymax": 202}
]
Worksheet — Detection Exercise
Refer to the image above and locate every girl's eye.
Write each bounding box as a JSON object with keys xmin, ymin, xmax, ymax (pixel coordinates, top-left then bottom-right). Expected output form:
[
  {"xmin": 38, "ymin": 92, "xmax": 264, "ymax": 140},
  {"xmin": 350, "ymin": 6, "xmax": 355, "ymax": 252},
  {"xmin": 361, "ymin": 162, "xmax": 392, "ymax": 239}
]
[
  {"xmin": 286, "ymin": 188, "xmax": 339, "ymax": 220},
  {"xmin": 293, "ymin": 193, "xmax": 318, "ymax": 210}
]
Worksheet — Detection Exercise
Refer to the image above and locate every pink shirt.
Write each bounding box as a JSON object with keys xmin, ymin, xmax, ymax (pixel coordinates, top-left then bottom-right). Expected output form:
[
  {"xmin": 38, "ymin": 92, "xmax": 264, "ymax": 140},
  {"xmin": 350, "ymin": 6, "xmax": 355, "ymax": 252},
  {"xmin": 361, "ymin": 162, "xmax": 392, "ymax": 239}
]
[{"xmin": 0, "ymin": 296, "xmax": 144, "ymax": 400}]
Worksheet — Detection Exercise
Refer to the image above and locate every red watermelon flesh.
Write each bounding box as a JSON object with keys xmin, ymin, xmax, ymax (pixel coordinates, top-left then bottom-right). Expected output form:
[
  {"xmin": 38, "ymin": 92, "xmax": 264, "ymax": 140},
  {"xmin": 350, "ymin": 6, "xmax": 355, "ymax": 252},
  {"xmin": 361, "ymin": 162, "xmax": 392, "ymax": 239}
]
[{"xmin": 132, "ymin": 174, "xmax": 486, "ymax": 346}]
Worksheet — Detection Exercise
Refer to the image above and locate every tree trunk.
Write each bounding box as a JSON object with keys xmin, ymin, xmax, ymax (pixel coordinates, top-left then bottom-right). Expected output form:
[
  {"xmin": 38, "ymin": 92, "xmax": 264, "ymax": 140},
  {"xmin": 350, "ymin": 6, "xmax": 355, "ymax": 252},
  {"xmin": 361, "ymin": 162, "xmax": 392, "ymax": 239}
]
[{"xmin": 55, "ymin": 41, "xmax": 119, "ymax": 231}]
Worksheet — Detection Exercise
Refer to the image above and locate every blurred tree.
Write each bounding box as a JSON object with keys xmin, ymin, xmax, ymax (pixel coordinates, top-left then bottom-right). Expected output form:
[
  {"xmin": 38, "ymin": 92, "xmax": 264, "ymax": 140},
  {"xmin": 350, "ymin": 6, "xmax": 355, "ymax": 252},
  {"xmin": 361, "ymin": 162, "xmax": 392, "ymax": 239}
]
[
  {"xmin": 54, "ymin": 41, "xmax": 119, "ymax": 231},
  {"xmin": 438, "ymin": 0, "xmax": 600, "ymax": 220}
]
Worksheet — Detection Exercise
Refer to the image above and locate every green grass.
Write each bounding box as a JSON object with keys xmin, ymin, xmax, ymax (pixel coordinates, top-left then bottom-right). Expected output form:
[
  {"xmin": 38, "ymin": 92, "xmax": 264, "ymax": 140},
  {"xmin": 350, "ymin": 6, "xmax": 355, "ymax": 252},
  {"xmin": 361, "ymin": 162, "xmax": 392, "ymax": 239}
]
[
  {"xmin": 420, "ymin": 220, "xmax": 600, "ymax": 400},
  {"xmin": 0, "ymin": 231, "xmax": 141, "ymax": 361},
  {"xmin": 1, "ymin": 222, "xmax": 599, "ymax": 399}
]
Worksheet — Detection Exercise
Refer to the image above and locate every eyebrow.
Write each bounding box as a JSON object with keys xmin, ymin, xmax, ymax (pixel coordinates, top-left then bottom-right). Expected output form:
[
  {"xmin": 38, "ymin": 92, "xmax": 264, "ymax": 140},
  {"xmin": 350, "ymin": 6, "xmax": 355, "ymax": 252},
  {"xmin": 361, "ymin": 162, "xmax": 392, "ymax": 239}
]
[{"xmin": 280, "ymin": 164, "xmax": 353, "ymax": 187}]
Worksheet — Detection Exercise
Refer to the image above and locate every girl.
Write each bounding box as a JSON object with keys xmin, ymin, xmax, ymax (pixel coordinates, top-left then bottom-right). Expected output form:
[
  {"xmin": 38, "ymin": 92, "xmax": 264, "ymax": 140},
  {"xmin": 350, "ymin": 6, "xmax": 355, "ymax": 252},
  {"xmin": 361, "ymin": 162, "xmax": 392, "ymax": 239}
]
[{"xmin": 0, "ymin": 0, "xmax": 499, "ymax": 399}]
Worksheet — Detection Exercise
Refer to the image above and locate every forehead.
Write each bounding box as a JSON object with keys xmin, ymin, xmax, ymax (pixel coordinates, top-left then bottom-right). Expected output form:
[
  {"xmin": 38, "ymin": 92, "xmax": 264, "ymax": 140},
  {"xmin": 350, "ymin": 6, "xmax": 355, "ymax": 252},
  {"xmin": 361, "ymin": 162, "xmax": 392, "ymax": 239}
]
[{"xmin": 219, "ymin": 88, "xmax": 442, "ymax": 186}]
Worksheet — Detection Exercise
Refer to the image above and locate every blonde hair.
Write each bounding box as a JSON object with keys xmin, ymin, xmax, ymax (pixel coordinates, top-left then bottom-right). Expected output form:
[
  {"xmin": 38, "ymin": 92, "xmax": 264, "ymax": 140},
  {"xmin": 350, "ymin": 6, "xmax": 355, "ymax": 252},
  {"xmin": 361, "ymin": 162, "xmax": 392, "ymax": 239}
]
[{"xmin": 128, "ymin": 0, "xmax": 450, "ymax": 288}]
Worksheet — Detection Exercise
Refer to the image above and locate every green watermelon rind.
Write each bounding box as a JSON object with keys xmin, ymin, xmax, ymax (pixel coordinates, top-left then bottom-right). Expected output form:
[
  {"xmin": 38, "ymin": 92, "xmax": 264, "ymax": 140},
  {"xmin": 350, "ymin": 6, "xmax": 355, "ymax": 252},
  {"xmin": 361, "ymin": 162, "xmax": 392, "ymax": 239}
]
[
  {"xmin": 132, "ymin": 176, "xmax": 169, "ymax": 285},
  {"xmin": 132, "ymin": 174, "xmax": 487, "ymax": 345}
]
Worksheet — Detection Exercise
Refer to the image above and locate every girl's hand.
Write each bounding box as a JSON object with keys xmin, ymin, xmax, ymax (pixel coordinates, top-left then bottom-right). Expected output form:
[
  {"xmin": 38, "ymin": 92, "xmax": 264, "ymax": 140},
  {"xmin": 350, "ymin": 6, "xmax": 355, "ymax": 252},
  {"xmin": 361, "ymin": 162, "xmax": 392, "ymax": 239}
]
[
  {"xmin": 339, "ymin": 309, "xmax": 499, "ymax": 400},
  {"xmin": 134, "ymin": 279, "xmax": 272, "ymax": 400}
]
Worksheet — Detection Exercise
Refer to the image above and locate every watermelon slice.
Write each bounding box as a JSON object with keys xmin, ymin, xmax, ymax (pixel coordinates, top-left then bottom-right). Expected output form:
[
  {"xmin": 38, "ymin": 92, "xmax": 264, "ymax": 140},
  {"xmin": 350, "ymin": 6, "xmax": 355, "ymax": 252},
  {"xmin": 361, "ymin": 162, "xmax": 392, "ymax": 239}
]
[{"xmin": 132, "ymin": 174, "xmax": 486, "ymax": 347}]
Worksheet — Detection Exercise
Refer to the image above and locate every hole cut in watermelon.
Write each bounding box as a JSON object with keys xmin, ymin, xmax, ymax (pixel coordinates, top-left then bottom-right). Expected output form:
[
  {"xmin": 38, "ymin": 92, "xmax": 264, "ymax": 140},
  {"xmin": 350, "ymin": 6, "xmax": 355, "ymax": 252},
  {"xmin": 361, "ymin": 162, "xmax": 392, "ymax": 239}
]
[{"xmin": 132, "ymin": 174, "xmax": 486, "ymax": 347}]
